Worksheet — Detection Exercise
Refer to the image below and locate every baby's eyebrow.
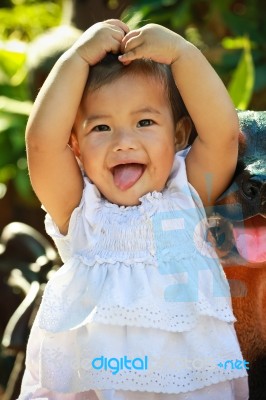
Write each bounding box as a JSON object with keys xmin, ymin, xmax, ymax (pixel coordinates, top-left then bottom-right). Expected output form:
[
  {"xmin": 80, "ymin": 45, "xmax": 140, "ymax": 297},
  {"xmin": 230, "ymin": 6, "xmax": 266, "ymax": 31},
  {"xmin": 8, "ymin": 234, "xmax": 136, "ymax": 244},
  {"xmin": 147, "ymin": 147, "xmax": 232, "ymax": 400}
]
[
  {"xmin": 131, "ymin": 107, "xmax": 161, "ymax": 116},
  {"xmin": 83, "ymin": 114, "xmax": 111, "ymax": 128}
]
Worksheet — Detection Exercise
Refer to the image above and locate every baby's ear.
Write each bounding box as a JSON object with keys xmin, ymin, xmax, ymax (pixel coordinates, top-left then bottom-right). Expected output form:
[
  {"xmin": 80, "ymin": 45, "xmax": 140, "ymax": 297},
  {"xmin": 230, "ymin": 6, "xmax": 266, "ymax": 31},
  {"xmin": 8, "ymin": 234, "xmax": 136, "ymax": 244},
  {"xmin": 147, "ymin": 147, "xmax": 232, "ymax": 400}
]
[
  {"xmin": 69, "ymin": 132, "xmax": 81, "ymax": 159},
  {"xmin": 174, "ymin": 116, "xmax": 192, "ymax": 151}
]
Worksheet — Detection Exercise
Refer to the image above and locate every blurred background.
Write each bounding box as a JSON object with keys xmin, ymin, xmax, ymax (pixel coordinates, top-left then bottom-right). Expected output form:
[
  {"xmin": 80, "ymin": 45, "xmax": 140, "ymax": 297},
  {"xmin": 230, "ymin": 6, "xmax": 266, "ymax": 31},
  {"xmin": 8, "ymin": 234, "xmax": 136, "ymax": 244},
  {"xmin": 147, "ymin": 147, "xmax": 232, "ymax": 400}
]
[{"xmin": 0, "ymin": 0, "xmax": 265, "ymax": 398}]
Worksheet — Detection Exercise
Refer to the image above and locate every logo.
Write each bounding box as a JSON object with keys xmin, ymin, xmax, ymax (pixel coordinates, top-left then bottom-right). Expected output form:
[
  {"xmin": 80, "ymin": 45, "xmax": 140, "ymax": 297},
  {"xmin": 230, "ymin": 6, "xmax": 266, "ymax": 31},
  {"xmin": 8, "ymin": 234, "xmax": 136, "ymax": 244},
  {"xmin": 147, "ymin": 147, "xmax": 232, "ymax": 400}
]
[
  {"xmin": 90, "ymin": 355, "xmax": 248, "ymax": 375},
  {"xmin": 91, "ymin": 355, "xmax": 148, "ymax": 375},
  {"xmin": 172, "ymin": 357, "xmax": 249, "ymax": 372},
  {"xmin": 217, "ymin": 359, "xmax": 249, "ymax": 370}
]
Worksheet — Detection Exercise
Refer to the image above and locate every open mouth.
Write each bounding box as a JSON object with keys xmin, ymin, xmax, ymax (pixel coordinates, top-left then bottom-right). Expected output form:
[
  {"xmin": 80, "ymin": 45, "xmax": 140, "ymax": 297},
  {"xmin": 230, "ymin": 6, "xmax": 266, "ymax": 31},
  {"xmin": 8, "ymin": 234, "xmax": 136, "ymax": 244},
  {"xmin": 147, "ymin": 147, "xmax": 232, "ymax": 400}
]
[
  {"xmin": 231, "ymin": 215, "xmax": 266, "ymax": 264},
  {"xmin": 111, "ymin": 163, "xmax": 146, "ymax": 191},
  {"xmin": 209, "ymin": 214, "xmax": 266, "ymax": 264}
]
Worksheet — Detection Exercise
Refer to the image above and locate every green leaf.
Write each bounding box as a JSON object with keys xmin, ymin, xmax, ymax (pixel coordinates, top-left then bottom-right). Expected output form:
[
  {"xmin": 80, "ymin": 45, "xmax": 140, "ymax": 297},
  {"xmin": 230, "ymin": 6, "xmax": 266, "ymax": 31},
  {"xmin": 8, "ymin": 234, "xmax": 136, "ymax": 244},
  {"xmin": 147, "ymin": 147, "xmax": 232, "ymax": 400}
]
[
  {"xmin": 0, "ymin": 96, "xmax": 32, "ymax": 115},
  {"xmin": 123, "ymin": 9, "xmax": 147, "ymax": 29},
  {"xmin": 221, "ymin": 36, "xmax": 255, "ymax": 50},
  {"xmin": 228, "ymin": 38, "xmax": 255, "ymax": 110},
  {"xmin": 0, "ymin": 114, "xmax": 13, "ymax": 131},
  {"xmin": 0, "ymin": 41, "xmax": 26, "ymax": 76}
]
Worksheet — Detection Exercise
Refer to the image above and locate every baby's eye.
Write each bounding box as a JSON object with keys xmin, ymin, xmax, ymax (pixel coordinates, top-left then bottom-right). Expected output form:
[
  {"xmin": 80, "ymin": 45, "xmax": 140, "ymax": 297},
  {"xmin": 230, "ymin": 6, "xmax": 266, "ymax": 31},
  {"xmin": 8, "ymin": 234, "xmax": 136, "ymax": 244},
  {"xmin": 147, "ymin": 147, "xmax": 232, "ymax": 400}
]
[
  {"xmin": 137, "ymin": 119, "xmax": 154, "ymax": 127},
  {"xmin": 93, "ymin": 125, "xmax": 110, "ymax": 132}
]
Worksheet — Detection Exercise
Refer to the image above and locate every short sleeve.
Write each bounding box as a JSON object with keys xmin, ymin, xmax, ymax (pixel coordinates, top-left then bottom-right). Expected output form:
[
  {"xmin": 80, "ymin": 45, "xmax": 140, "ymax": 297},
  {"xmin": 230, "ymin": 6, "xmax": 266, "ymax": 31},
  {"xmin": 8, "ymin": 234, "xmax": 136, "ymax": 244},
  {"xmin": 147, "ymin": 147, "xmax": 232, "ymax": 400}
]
[
  {"xmin": 167, "ymin": 148, "xmax": 205, "ymax": 209},
  {"xmin": 44, "ymin": 177, "xmax": 102, "ymax": 263}
]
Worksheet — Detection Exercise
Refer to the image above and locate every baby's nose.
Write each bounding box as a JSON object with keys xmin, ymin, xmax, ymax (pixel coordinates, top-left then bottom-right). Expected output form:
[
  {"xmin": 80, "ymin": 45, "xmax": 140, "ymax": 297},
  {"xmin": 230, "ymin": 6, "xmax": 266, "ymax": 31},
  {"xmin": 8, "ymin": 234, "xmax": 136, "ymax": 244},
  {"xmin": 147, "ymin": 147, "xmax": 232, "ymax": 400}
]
[{"xmin": 112, "ymin": 130, "xmax": 138, "ymax": 151}]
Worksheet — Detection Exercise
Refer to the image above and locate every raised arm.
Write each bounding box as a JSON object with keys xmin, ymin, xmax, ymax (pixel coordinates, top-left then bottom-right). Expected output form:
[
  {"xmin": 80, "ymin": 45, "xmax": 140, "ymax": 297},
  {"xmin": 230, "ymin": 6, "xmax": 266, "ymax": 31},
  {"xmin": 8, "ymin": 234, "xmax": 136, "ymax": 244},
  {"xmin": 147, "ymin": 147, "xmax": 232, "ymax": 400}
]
[
  {"xmin": 170, "ymin": 40, "xmax": 239, "ymax": 206},
  {"xmin": 26, "ymin": 20, "xmax": 128, "ymax": 234},
  {"xmin": 119, "ymin": 24, "xmax": 239, "ymax": 206}
]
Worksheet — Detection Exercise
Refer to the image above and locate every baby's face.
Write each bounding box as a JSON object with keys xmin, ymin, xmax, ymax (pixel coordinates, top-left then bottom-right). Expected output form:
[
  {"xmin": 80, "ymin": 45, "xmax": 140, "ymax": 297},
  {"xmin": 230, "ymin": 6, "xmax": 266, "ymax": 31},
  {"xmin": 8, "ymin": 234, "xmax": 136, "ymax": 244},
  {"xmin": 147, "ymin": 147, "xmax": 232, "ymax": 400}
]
[{"xmin": 72, "ymin": 74, "xmax": 176, "ymax": 206}]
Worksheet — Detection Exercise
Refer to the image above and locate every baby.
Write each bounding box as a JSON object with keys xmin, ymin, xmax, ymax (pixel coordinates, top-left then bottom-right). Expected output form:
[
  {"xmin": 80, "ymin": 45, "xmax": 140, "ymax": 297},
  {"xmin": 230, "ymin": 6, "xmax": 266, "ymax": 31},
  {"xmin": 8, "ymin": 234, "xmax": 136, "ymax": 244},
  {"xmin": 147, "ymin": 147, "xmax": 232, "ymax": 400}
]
[{"xmin": 19, "ymin": 20, "xmax": 249, "ymax": 399}]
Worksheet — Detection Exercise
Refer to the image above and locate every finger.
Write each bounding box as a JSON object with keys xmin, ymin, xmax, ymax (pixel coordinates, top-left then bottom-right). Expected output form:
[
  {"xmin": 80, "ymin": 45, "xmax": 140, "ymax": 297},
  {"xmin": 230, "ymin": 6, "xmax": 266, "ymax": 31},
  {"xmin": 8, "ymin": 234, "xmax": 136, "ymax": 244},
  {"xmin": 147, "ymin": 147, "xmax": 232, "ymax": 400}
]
[
  {"xmin": 105, "ymin": 19, "xmax": 129, "ymax": 34},
  {"xmin": 110, "ymin": 26, "xmax": 126, "ymax": 42},
  {"xmin": 118, "ymin": 44, "xmax": 146, "ymax": 63},
  {"xmin": 107, "ymin": 37, "xmax": 124, "ymax": 55},
  {"xmin": 122, "ymin": 29, "xmax": 140, "ymax": 43},
  {"xmin": 91, "ymin": 40, "xmax": 122, "ymax": 65},
  {"xmin": 119, "ymin": 59, "xmax": 132, "ymax": 65},
  {"xmin": 121, "ymin": 30, "xmax": 141, "ymax": 52}
]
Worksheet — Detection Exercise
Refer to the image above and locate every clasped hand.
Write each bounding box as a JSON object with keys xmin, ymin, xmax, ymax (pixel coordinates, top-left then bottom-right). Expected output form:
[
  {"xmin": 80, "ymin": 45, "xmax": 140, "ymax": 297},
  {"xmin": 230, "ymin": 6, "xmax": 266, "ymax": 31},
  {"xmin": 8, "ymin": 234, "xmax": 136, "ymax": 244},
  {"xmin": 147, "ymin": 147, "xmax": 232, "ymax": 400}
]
[{"xmin": 72, "ymin": 19, "xmax": 185, "ymax": 67}]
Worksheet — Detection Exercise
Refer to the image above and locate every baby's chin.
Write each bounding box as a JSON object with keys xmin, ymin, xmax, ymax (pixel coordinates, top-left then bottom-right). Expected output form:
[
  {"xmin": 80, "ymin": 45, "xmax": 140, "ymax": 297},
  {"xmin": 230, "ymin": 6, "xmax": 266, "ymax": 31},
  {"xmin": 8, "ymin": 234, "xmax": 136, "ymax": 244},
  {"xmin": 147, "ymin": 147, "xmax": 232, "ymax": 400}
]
[
  {"xmin": 101, "ymin": 192, "xmax": 142, "ymax": 207},
  {"xmin": 95, "ymin": 175, "xmax": 166, "ymax": 207},
  {"xmin": 99, "ymin": 185, "xmax": 155, "ymax": 207}
]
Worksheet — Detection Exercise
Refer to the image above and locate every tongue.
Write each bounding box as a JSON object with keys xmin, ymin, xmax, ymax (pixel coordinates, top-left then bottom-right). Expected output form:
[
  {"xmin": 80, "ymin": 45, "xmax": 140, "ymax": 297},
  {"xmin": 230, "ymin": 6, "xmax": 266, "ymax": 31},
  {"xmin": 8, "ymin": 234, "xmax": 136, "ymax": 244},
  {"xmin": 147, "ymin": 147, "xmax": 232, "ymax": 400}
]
[
  {"xmin": 113, "ymin": 163, "xmax": 144, "ymax": 191},
  {"xmin": 232, "ymin": 217, "xmax": 266, "ymax": 263}
]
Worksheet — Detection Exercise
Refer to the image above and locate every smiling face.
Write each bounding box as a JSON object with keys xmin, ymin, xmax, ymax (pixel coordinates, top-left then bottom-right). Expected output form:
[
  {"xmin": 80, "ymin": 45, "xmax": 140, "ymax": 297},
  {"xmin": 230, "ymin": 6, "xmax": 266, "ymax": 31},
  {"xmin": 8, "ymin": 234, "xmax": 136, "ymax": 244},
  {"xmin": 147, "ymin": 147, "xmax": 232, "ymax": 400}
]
[{"xmin": 72, "ymin": 73, "xmax": 179, "ymax": 206}]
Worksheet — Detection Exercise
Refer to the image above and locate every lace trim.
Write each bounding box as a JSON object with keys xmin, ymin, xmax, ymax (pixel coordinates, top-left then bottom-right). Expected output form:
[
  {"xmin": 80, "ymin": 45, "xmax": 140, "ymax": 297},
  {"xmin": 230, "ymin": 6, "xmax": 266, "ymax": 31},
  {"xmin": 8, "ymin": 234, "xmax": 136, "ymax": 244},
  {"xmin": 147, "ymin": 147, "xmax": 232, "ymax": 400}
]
[
  {"xmin": 77, "ymin": 303, "xmax": 235, "ymax": 331},
  {"xmin": 72, "ymin": 369, "xmax": 248, "ymax": 394},
  {"xmin": 40, "ymin": 356, "xmax": 247, "ymax": 394},
  {"xmin": 39, "ymin": 295, "xmax": 235, "ymax": 333}
]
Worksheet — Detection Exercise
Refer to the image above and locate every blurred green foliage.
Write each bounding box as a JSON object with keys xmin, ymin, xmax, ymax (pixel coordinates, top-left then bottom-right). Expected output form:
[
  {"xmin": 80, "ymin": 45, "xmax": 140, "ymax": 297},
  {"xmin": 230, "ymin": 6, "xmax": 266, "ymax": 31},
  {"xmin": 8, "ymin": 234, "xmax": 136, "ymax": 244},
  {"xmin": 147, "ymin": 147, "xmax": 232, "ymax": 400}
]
[
  {"xmin": 122, "ymin": 0, "xmax": 266, "ymax": 109},
  {"xmin": 0, "ymin": 0, "xmax": 61, "ymax": 203},
  {"xmin": 0, "ymin": 0, "xmax": 265, "ymax": 204},
  {"xmin": 0, "ymin": 0, "xmax": 61, "ymax": 41}
]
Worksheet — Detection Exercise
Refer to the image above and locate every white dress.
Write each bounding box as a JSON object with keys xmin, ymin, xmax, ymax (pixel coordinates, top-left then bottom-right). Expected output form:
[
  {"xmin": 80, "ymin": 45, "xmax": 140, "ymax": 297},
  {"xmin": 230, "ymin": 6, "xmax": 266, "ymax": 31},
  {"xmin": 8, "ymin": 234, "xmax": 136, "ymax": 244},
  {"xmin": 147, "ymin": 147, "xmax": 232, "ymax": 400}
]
[{"xmin": 18, "ymin": 150, "xmax": 249, "ymax": 399}]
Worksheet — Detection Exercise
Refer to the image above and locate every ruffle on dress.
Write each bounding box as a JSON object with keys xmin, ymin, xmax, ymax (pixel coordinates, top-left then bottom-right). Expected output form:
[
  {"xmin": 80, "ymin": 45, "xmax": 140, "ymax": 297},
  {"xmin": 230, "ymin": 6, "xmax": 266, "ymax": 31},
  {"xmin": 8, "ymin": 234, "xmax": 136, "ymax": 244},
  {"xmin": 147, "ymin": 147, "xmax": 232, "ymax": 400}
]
[{"xmin": 38, "ymin": 254, "xmax": 235, "ymax": 334}]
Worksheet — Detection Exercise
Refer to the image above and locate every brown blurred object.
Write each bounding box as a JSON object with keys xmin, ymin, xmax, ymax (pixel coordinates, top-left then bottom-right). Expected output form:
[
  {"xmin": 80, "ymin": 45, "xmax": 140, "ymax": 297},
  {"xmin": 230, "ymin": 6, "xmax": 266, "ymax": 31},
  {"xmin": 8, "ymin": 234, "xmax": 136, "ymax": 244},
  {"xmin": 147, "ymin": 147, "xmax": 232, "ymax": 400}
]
[
  {"xmin": 70, "ymin": 0, "xmax": 132, "ymax": 31},
  {"xmin": 208, "ymin": 110, "xmax": 266, "ymax": 400}
]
